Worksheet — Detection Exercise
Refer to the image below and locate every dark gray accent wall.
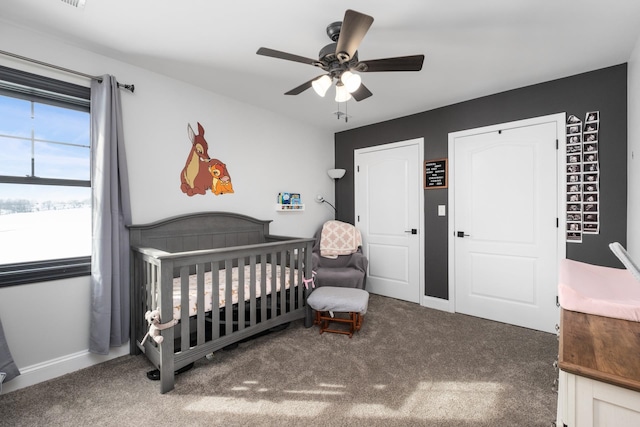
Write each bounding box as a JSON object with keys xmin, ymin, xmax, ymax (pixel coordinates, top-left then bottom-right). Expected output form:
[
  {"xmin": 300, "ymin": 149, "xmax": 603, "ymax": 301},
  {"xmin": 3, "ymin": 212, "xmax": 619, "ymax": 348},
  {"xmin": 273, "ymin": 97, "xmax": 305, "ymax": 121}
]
[{"xmin": 334, "ymin": 64, "xmax": 628, "ymax": 301}]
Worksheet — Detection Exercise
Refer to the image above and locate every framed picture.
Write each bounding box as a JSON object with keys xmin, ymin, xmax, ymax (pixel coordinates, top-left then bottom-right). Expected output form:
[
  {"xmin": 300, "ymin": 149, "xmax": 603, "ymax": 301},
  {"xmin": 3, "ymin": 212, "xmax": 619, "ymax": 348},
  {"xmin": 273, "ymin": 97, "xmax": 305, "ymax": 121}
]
[{"xmin": 424, "ymin": 158, "xmax": 448, "ymax": 189}]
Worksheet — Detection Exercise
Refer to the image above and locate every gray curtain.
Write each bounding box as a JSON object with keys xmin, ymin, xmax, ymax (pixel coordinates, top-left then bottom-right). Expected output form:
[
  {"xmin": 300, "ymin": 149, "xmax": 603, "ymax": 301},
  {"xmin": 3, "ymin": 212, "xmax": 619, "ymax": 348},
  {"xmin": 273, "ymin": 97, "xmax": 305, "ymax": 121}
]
[
  {"xmin": 0, "ymin": 316, "xmax": 20, "ymax": 383},
  {"xmin": 89, "ymin": 75, "xmax": 132, "ymax": 355}
]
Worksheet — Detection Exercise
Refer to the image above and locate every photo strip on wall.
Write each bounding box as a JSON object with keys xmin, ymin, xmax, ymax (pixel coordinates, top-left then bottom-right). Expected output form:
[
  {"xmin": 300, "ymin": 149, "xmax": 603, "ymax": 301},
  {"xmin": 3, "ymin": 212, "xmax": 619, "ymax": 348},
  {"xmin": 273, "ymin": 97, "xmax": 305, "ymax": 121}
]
[{"xmin": 565, "ymin": 111, "xmax": 600, "ymax": 243}]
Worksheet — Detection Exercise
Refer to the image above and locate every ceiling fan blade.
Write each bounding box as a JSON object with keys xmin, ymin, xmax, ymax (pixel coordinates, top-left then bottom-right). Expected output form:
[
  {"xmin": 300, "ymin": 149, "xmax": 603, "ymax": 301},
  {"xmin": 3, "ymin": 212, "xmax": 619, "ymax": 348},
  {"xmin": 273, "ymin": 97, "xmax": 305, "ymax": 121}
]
[
  {"xmin": 351, "ymin": 83, "xmax": 372, "ymax": 102},
  {"xmin": 284, "ymin": 74, "xmax": 327, "ymax": 95},
  {"xmin": 257, "ymin": 47, "xmax": 322, "ymax": 67},
  {"xmin": 356, "ymin": 55, "xmax": 425, "ymax": 72},
  {"xmin": 335, "ymin": 9, "xmax": 374, "ymax": 63}
]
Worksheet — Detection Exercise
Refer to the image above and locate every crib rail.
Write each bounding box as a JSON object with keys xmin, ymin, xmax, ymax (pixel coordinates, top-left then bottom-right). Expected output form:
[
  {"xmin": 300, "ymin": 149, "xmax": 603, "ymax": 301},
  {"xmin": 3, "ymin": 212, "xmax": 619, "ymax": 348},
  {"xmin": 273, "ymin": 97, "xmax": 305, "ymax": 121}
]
[{"xmin": 130, "ymin": 237, "xmax": 314, "ymax": 393}]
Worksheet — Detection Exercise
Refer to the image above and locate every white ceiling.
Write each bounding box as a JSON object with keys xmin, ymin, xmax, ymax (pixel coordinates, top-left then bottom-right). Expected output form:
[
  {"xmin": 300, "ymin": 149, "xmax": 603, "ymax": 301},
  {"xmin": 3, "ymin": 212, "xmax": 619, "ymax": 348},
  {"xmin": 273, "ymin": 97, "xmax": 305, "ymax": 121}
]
[{"xmin": 2, "ymin": 0, "xmax": 640, "ymax": 133}]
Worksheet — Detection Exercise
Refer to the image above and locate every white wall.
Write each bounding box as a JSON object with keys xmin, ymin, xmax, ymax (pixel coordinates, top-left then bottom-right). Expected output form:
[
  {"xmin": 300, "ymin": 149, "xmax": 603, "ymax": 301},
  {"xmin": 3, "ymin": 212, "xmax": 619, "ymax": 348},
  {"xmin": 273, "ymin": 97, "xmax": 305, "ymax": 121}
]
[
  {"xmin": 0, "ymin": 22, "xmax": 337, "ymax": 392},
  {"xmin": 628, "ymin": 35, "xmax": 640, "ymax": 257}
]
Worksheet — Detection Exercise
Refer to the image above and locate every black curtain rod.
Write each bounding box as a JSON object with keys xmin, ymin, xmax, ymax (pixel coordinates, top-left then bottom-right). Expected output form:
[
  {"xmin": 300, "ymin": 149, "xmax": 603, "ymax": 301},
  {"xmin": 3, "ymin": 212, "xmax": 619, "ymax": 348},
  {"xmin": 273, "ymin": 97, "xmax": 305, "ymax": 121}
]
[{"xmin": 0, "ymin": 49, "xmax": 135, "ymax": 93}]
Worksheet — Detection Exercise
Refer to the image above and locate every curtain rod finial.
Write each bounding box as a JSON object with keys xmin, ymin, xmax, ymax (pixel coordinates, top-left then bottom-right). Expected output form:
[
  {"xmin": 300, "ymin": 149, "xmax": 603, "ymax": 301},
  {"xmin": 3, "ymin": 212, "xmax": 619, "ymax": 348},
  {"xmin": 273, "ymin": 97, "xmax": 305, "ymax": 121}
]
[{"xmin": 117, "ymin": 83, "xmax": 135, "ymax": 93}]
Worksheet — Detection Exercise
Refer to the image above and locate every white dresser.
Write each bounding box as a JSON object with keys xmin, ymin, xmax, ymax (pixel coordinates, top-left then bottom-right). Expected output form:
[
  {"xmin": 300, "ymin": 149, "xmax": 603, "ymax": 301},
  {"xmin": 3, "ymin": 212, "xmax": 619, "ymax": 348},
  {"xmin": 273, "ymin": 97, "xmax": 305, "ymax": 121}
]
[{"xmin": 556, "ymin": 309, "xmax": 640, "ymax": 427}]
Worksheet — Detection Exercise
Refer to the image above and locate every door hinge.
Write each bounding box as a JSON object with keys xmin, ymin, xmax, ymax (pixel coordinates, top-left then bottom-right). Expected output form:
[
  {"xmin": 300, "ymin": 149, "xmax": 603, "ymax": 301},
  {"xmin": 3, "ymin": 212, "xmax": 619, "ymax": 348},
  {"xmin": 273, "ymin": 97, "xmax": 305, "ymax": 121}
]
[
  {"xmin": 556, "ymin": 139, "xmax": 559, "ymax": 150},
  {"xmin": 357, "ymin": 215, "xmax": 360, "ymax": 222},
  {"xmin": 357, "ymin": 165, "xmax": 360, "ymax": 172},
  {"xmin": 556, "ymin": 218, "xmax": 559, "ymax": 228}
]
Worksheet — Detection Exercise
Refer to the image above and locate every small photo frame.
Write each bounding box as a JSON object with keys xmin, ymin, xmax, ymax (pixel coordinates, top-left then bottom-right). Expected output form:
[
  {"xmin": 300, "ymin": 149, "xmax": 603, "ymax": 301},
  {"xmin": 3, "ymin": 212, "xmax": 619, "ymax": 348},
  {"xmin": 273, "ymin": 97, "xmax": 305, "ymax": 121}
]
[
  {"xmin": 583, "ymin": 213, "xmax": 598, "ymax": 223},
  {"xmin": 584, "ymin": 143, "xmax": 598, "ymax": 152},
  {"xmin": 567, "ymin": 164, "xmax": 581, "ymax": 174},
  {"xmin": 567, "ymin": 184, "xmax": 581, "ymax": 193},
  {"xmin": 567, "ymin": 154, "xmax": 580, "ymax": 164},
  {"xmin": 567, "ymin": 232, "xmax": 582, "ymax": 242},
  {"xmin": 567, "ymin": 144, "xmax": 581, "ymax": 153},
  {"xmin": 567, "ymin": 222, "xmax": 582, "ymax": 232},
  {"xmin": 567, "ymin": 124, "xmax": 582, "ymax": 135},
  {"xmin": 583, "ymin": 223, "xmax": 599, "ymax": 232},
  {"xmin": 585, "ymin": 111, "xmax": 599, "ymax": 122},
  {"xmin": 567, "ymin": 213, "xmax": 581, "ymax": 221},
  {"xmin": 584, "ymin": 173, "xmax": 598, "ymax": 182}
]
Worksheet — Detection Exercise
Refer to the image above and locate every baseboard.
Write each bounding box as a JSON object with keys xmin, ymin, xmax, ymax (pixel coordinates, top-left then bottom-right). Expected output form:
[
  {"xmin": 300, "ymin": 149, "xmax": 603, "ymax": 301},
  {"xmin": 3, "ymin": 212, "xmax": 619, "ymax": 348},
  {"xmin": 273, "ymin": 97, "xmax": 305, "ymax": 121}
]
[
  {"xmin": 421, "ymin": 295, "xmax": 454, "ymax": 313},
  {"xmin": 1, "ymin": 345, "xmax": 129, "ymax": 394}
]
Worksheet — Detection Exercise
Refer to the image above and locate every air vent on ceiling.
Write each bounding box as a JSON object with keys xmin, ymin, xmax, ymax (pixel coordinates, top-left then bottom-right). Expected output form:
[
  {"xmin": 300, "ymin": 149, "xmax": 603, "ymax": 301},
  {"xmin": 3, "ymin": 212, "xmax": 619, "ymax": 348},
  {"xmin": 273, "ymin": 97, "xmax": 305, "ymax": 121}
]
[{"xmin": 60, "ymin": 0, "xmax": 86, "ymax": 8}]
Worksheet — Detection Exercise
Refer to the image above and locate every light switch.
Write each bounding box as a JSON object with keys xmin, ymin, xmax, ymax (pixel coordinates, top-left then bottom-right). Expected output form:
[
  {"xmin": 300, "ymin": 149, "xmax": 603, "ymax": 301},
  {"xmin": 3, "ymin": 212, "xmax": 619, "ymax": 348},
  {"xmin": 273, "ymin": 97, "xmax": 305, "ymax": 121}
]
[{"xmin": 438, "ymin": 205, "xmax": 446, "ymax": 216}]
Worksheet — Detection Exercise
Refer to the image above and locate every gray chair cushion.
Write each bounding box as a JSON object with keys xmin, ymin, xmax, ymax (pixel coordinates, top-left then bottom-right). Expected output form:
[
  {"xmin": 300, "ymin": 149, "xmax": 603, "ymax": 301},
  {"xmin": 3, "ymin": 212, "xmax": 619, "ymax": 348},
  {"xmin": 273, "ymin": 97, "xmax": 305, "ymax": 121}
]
[
  {"xmin": 311, "ymin": 226, "xmax": 368, "ymax": 289},
  {"xmin": 307, "ymin": 286, "xmax": 369, "ymax": 314}
]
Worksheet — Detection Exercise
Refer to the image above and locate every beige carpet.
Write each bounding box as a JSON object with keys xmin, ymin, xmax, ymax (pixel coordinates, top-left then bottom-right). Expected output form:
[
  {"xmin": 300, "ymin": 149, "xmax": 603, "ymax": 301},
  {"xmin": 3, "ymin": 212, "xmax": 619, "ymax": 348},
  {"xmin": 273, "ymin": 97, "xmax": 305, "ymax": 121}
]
[{"xmin": 0, "ymin": 295, "xmax": 558, "ymax": 426}]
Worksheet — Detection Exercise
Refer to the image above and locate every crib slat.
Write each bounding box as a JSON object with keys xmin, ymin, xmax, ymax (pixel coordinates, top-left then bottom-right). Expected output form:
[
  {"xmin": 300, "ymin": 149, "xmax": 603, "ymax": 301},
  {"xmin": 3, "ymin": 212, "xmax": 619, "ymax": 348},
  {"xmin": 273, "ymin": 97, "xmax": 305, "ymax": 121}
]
[
  {"xmin": 279, "ymin": 249, "xmax": 287, "ymax": 315},
  {"xmin": 289, "ymin": 249, "xmax": 296, "ymax": 311},
  {"xmin": 270, "ymin": 251, "xmax": 278, "ymax": 318},
  {"xmin": 237, "ymin": 257, "xmax": 245, "ymax": 331},
  {"xmin": 211, "ymin": 262, "xmax": 220, "ymax": 340},
  {"xmin": 260, "ymin": 257, "xmax": 267, "ymax": 323},
  {"xmin": 159, "ymin": 259, "xmax": 175, "ymax": 394},
  {"xmin": 249, "ymin": 255, "xmax": 257, "ymax": 326},
  {"xmin": 299, "ymin": 246, "xmax": 307, "ymax": 308},
  {"xmin": 180, "ymin": 266, "xmax": 190, "ymax": 352},
  {"xmin": 196, "ymin": 263, "xmax": 205, "ymax": 346},
  {"xmin": 149, "ymin": 261, "xmax": 156, "ymax": 310},
  {"xmin": 224, "ymin": 259, "xmax": 233, "ymax": 336}
]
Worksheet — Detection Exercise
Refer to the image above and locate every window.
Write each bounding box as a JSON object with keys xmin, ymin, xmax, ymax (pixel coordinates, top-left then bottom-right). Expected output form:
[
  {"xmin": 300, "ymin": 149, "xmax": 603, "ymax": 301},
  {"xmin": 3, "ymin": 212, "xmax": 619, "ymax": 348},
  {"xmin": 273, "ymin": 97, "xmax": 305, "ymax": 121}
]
[{"xmin": 0, "ymin": 65, "xmax": 91, "ymax": 286}]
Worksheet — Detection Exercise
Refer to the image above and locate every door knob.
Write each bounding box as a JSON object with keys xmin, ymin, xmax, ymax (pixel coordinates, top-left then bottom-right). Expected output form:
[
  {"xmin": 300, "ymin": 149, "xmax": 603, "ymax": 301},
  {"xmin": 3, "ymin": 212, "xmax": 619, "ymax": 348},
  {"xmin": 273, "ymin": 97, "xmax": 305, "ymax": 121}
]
[
  {"xmin": 456, "ymin": 231, "xmax": 470, "ymax": 238},
  {"xmin": 404, "ymin": 229, "xmax": 417, "ymax": 234}
]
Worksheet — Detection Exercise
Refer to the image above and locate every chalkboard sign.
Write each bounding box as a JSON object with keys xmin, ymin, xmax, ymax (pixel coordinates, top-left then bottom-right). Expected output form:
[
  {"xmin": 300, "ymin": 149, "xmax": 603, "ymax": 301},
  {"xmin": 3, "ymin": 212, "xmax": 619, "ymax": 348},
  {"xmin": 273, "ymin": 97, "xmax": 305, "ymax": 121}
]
[{"xmin": 424, "ymin": 159, "xmax": 448, "ymax": 189}]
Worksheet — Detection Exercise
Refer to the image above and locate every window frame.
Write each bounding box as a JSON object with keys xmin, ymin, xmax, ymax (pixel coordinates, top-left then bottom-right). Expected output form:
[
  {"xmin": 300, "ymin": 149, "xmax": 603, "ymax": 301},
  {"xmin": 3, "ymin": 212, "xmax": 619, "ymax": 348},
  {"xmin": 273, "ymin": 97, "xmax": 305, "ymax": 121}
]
[{"xmin": 0, "ymin": 65, "xmax": 92, "ymax": 288}]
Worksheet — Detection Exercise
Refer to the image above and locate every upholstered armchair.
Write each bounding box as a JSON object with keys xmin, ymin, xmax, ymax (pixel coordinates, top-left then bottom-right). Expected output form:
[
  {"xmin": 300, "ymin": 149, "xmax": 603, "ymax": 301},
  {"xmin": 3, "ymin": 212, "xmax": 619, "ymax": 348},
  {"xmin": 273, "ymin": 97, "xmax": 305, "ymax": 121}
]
[{"xmin": 311, "ymin": 221, "xmax": 368, "ymax": 289}]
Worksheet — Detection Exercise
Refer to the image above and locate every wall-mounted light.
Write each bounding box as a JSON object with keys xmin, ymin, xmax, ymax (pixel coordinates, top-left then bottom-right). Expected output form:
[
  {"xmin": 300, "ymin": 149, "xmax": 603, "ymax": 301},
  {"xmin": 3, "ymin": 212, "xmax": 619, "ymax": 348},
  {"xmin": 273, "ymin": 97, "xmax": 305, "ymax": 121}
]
[
  {"xmin": 315, "ymin": 194, "xmax": 336, "ymax": 211},
  {"xmin": 327, "ymin": 168, "xmax": 346, "ymax": 179}
]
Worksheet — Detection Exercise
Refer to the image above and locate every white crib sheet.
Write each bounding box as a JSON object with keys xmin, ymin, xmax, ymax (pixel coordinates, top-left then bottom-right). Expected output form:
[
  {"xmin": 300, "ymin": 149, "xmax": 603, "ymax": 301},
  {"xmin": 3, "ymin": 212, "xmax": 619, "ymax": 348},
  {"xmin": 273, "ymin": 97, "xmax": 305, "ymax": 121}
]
[{"xmin": 171, "ymin": 264, "xmax": 295, "ymax": 320}]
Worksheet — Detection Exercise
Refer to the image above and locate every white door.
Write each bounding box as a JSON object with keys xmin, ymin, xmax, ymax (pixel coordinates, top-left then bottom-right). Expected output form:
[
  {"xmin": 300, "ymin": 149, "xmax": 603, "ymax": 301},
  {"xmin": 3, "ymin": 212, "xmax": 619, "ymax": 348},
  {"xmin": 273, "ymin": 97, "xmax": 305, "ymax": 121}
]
[
  {"xmin": 450, "ymin": 115, "xmax": 563, "ymax": 333},
  {"xmin": 355, "ymin": 139, "xmax": 423, "ymax": 303}
]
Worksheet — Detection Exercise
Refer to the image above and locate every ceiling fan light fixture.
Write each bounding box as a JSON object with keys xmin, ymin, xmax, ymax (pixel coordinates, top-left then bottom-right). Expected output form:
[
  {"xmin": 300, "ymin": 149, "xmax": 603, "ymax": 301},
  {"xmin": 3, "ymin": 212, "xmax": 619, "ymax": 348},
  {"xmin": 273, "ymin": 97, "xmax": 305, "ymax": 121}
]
[
  {"xmin": 312, "ymin": 75, "xmax": 332, "ymax": 97},
  {"xmin": 335, "ymin": 82, "xmax": 352, "ymax": 102},
  {"xmin": 341, "ymin": 71, "xmax": 361, "ymax": 93},
  {"xmin": 60, "ymin": 0, "xmax": 86, "ymax": 7}
]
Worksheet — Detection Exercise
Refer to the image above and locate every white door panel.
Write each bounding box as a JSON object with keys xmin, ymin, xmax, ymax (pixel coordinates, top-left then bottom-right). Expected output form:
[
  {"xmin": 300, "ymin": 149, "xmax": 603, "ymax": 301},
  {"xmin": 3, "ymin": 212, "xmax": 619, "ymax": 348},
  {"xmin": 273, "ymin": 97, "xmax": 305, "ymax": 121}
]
[
  {"xmin": 451, "ymin": 117, "xmax": 562, "ymax": 333},
  {"xmin": 355, "ymin": 140, "xmax": 423, "ymax": 304}
]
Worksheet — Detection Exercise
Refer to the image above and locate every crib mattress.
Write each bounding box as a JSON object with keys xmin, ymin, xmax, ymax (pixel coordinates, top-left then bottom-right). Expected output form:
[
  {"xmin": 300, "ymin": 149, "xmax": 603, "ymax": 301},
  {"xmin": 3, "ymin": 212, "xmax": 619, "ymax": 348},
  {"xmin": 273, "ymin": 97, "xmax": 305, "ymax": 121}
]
[{"xmin": 171, "ymin": 264, "xmax": 294, "ymax": 320}]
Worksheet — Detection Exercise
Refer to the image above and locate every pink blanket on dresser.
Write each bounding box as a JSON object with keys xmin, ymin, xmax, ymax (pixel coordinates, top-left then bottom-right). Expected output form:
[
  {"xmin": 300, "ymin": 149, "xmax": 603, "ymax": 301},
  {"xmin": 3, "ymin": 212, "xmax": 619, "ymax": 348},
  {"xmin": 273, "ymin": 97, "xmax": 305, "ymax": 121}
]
[{"xmin": 558, "ymin": 258, "xmax": 640, "ymax": 322}]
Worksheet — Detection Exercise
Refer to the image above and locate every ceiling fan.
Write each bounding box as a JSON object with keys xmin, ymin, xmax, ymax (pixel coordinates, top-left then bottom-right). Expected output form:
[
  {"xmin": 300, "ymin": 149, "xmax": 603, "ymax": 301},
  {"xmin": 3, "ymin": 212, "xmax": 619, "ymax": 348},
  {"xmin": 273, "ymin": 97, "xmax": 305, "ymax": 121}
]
[{"xmin": 256, "ymin": 9, "xmax": 424, "ymax": 103}]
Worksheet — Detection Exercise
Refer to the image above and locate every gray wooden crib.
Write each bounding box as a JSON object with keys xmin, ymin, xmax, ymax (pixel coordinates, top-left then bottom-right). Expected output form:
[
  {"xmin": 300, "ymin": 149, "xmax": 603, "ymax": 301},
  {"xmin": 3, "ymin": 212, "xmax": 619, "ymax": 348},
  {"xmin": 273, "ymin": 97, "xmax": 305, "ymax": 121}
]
[{"xmin": 129, "ymin": 212, "xmax": 314, "ymax": 393}]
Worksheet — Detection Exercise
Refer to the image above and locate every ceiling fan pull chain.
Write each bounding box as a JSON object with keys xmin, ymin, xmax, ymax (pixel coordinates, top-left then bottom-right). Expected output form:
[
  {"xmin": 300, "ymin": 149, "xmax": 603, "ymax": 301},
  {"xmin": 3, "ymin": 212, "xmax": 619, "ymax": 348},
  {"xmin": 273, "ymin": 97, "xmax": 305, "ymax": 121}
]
[{"xmin": 345, "ymin": 100, "xmax": 348, "ymax": 123}]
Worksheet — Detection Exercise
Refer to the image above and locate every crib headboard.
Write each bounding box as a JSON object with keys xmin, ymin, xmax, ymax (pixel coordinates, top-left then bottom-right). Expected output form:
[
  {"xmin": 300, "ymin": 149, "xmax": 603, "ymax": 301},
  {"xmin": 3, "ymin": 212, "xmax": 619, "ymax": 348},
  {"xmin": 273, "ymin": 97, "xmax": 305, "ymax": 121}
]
[{"xmin": 128, "ymin": 211, "xmax": 272, "ymax": 253}]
